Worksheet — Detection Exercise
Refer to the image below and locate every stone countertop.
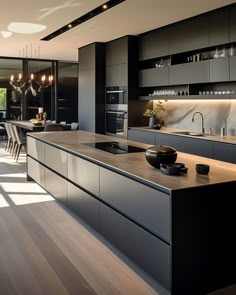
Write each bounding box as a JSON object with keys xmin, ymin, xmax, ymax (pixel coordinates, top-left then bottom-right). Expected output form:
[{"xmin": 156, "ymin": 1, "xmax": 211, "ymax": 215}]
[
  {"xmin": 129, "ymin": 126, "xmax": 236, "ymax": 145},
  {"xmin": 27, "ymin": 130, "xmax": 236, "ymax": 193}
]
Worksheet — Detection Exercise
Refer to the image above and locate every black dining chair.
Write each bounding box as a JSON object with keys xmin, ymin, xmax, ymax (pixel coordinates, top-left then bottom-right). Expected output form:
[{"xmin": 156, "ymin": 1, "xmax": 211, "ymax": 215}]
[{"xmin": 44, "ymin": 123, "xmax": 64, "ymax": 131}]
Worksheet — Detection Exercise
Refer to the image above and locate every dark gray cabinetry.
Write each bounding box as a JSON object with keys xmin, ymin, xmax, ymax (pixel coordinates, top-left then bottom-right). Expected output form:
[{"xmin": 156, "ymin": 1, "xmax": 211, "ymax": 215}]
[
  {"xmin": 209, "ymin": 7, "xmax": 229, "ymax": 46},
  {"xmin": 210, "ymin": 57, "xmax": 230, "ymax": 82},
  {"xmin": 128, "ymin": 129, "xmax": 155, "ymax": 144},
  {"xmin": 106, "ymin": 36, "xmax": 129, "ymax": 87},
  {"xmin": 169, "ymin": 60, "xmax": 209, "ymax": 85},
  {"xmin": 169, "ymin": 14, "xmax": 209, "ymax": 55},
  {"xmin": 229, "ymin": 4, "xmax": 236, "ymax": 42},
  {"xmin": 106, "ymin": 64, "xmax": 128, "ymax": 87},
  {"xmin": 100, "ymin": 203, "xmax": 170, "ymax": 290},
  {"xmin": 44, "ymin": 167, "xmax": 68, "ymax": 206},
  {"xmin": 139, "ymin": 27, "xmax": 169, "ymax": 60},
  {"xmin": 79, "ymin": 42, "xmax": 105, "ymax": 134},
  {"xmin": 100, "ymin": 167, "xmax": 170, "ymax": 242},
  {"xmin": 68, "ymin": 154, "xmax": 100, "ymax": 197},
  {"xmin": 213, "ymin": 142, "xmax": 236, "ymax": 164},
  {"xmin": 230, "ymin": 56, "xmax": 236, "ymax": 81},
  {"xmin": 68, "ymin": 183, "xmax": 99, "ymax": 231},
  {"xmin": 139, "ymin": 67, "xmax": 168, "ymax": 87},
  {"xmin": 106, "ymin": 37, "xmax": 128, "ymax": 66},
  {"xmin": 156, "ymin": 133, "xmax": 214, "ymax": 158}
]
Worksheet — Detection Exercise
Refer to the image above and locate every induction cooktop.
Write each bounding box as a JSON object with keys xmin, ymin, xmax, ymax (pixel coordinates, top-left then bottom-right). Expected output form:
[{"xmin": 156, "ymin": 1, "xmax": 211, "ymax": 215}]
[{"xmin": 83, "ymin": 141, "xmax": 146, "ymax": 154}]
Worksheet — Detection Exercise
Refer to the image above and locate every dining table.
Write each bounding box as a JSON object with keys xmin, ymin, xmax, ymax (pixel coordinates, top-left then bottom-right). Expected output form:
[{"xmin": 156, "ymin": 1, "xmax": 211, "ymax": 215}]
[
  {"xmin": 7, "ymin": 120, "xmax": 46, "ymax": 131},
  {"xmin": 7, "ymin": 120, "xmax": 72, "ymax": 132}
]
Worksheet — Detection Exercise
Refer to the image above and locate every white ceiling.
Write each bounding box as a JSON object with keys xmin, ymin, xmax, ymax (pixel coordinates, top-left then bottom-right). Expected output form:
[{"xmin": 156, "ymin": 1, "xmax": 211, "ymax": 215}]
[{"xmin": 0, "ymin": 0, "xmax": 235, "ymax": 62}]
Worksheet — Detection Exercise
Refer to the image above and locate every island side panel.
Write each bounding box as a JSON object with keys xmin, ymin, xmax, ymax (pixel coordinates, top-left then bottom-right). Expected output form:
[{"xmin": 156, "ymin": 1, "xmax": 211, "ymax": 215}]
[{"xmin": 171, "ymin": 182, "xmax": 236, "ymax": 295}]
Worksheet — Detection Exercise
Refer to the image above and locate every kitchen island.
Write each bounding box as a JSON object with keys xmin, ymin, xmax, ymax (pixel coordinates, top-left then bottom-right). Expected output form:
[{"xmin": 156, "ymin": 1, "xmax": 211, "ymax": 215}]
[{"xmin": 27, "ymin": 130, "xmax": 236, "ymax": 295}]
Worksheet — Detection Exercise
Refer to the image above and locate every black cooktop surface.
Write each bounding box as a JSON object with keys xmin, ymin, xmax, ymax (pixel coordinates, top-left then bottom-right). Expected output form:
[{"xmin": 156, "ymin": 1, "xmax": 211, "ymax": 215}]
[{"xmin": 83, "ymin": 141, "xmax": 146, "ymax": 154}]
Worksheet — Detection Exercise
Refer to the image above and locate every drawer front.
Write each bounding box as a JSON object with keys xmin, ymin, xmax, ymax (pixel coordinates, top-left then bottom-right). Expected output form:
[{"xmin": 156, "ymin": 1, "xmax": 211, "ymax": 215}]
[
  {"xmin": 68, "ymin": 183, "xmax": 99, "ymax": 231},
  {"xmin": 27, "ymin": 137, "xmax": 45, "ymax": 163},
  {"xmin": 27, "ymin": 157, "xmax": 45, "ymax": 187},
  {"xmin": 100, "ymin": 203, "xmax": 171, "ymax": 291},
  {"xmin": 100, "ymin": 167, "xmax": 170, "ymax": 242},
  {"xmin": 128, "ymin": 129, "xmax": 155, "ymax": 145},
  {"xmin": 68, "ymin": 154, "xmax": 99, "ymax": 196},
  {"xmin": 44, "ymin": 167, "xmax": 67, "ymax": 206},
  {"xmin": 44, "ymin": 144, "xmax": 68, "ymax": 177}
]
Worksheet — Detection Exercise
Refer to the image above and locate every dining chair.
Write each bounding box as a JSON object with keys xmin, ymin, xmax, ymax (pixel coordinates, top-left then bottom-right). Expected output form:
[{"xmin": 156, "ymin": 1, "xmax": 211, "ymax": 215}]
[
  {"xmin": 71, "ymin": 122, "xmax": 79, "ymax": 130},
  {"xmin": 12, "ymin": 124, "xmax": 27, "ymax": 162},
  {"xmin": 8, "ymin": 123, "xmax": 18, "ymax": 157},
  {"xmin": 44, "ymin": 123, "xmax": 64, "ymax": 131},
  {"xmin": 3, "ymin": 122, "xmax": 12, "ymax": 152}
]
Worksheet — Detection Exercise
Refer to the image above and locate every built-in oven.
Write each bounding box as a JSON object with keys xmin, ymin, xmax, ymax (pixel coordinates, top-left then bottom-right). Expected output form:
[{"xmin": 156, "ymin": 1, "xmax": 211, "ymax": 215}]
[
  {"xmin": 105, "ymin": 105, "xmax": 128, "ymax": 138},
  {"xmin": 106, "ymin": 86, "xmax": 128, "ymax": 107}
]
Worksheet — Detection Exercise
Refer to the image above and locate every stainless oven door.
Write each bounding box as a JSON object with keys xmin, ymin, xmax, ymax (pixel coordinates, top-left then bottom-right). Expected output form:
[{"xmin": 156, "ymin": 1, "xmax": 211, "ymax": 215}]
[{"xmin": 105, "ymin": 110, "xmax": 128, "ymax": 138}]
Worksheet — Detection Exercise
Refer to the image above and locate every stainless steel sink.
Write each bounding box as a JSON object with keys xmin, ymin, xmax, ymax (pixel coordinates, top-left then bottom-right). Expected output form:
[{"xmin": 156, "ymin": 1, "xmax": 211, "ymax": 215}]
[{"xmin": 171, "ymin": 131, "xmax": 206, "ymax": 137}]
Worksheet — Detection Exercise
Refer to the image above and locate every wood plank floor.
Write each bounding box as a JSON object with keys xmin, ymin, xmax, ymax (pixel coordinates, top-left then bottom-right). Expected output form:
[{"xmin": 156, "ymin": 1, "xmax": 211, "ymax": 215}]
[
  {"xmin": 0, "ymin": 140, "xmax": 235, "ymax": 295},
  {"xmin": 0, "ymin": 141, "xmax": 167, "ymax": 295}
]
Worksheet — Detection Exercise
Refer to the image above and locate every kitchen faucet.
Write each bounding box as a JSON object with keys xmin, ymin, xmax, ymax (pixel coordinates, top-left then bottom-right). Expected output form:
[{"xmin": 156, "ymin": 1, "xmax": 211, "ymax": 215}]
[{"xmin": 192, "ymin": 111, "xmax": 205, "ymax": 134}]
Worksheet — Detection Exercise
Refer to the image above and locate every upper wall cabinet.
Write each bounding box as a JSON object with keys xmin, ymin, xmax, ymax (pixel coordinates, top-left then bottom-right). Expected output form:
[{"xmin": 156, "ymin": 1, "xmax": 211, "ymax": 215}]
[
  {"xmin": 169, "ymin": 60, "xmax": 209, "ymax": 85},
  {"xmin": 106, "ymin": 37, "xmax": 128, "ymax": 66},
  {"xmin": 139, "ymin": 28, "xmax": 169, "ymax": 61},
  {"xmin": 209, "ymin": 7, "xmax": 229, "ymax": 46},
  {"xmin": 230, "ymin": 5, "xmax": 236, "ymax": 42},
  {"xmin": 169, "ymin": 14, "xmax": 209, "ymax": 55}
]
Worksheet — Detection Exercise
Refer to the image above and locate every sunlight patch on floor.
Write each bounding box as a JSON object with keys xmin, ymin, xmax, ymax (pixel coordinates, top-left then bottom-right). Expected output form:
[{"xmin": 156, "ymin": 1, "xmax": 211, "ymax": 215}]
[
  {"xmin": 0, "ymin": 193, "xmax": 10, "ymax": 207},
  {"xmin": 0, "ymin": 173, "xmax": 26, "ymax": 178},
  {"xmin": 8, "ymin": 193, "xmax": 55, "ymax": 205},
  {"xmin": 0, "ymin": 182, "xmax": 48, "ymax": 193}
]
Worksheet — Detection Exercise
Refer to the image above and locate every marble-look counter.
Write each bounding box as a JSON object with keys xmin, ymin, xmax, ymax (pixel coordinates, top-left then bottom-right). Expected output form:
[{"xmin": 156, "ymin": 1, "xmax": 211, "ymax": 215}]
[
  {"xmin": 28, "ymin": 130, "xmax": 236, "ymax": 193},
  {"xmin": 129, "ymin": 126, "xmax": 236, "ymax": 144}
]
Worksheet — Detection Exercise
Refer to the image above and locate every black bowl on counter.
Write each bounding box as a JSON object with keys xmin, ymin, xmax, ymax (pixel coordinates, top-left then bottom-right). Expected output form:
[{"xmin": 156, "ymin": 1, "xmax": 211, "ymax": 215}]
[{"xmin": 145, "ymin": 145, "xmax": 177, "ymax": 169}]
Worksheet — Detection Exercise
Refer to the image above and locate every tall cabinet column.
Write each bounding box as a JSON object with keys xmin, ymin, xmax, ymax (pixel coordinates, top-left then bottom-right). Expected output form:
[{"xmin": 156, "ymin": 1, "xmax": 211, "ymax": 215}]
[{"xmin": 78, "ymin": 42, "xmax": 105, "ymax": 134}]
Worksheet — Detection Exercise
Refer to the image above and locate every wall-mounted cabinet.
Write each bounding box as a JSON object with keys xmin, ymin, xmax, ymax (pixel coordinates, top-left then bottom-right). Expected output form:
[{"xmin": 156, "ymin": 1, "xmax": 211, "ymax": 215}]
[
  {"xmin": 138, "ymin": 3, "xmax": 236, "ymax": 101},
  {"xmin": 169, "ymin": 60, "xmax": 210, "ymax": 85},
  {"xmin": 209, "ymin": 7, "xmax": 229, "ymax": 46},
  {"xmin": 230, "ymin": 5, "xmax": 236, "ymax": 42},
  {"xmin": 168, "ymin": 14, "xmax": 209, "ymax": 55},
  {"xmin": 139, "ymin": 27, "xmax": 169, "ymax": 61}
]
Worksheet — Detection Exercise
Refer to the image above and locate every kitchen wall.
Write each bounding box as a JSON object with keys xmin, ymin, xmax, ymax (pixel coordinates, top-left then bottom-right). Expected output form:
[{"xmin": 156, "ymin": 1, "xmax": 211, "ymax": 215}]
[{"xmin": 157, "ymin": 99, "xmax": 236, "ymax": 136}]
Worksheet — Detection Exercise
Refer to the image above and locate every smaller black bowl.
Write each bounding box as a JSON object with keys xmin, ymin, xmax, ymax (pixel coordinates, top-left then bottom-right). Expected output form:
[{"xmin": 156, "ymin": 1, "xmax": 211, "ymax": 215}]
[{"xmin": 196, "ymin": 164, "xmax": 210, "ymax": 175}]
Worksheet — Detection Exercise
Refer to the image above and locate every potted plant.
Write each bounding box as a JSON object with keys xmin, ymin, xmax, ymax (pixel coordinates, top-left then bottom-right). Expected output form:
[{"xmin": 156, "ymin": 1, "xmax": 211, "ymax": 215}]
[{"xmin": 143, "ymin": 100, "xmax": 166, "ymax": 128}]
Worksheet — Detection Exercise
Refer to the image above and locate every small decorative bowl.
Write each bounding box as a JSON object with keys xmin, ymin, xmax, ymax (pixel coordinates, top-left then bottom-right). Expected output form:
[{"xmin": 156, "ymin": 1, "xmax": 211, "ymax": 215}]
[{"xmin": 196, "ymin": 164, "xmax": 210, "ymax": 175}]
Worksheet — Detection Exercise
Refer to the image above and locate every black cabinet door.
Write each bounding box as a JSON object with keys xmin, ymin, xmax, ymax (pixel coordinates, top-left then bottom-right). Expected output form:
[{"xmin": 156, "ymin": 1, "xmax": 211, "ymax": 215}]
[
  {"xmin": 139, "ymin": 27, "xmax": 169, "ymax": 60},
  {"xmin": 230, "ymin": 56, "xmax": 236, "ymax": 81},
  {"xmin": 44, "ymin": 167, "xmax": 68, "ymax": 206},
  {"xmin": 106, "ymin": 37, "xmax": 128, "ymax": 66},
  {"xmin": 169, "ymin": 14, "xmax": 209, "ymax": 54},
  {"xmin": 209, "ymin": 7, "xmax": 229, "ymax": 46},
  {"xmin": 139, "ymin": 67, "xmax": 169, "ymax": 87},
  {"xmin": 68, "ymin": 183, "xmax": 99, "ymax": 231},
  {"xmin": 210, "ymin": 57, "xmax": 230, "ymax": 82},
  {"xmin": 128, "ymin": 129, "xmax": 155, "ymax": 145},
  {"xmin": 100, "ymin": 203, "xmax": 171, "ymax": 291},
  {"xmin": 169, "ymin": 60, "xmax": 209, "ymax": 85},
  {"xmin": 213, "ymin": 142, "xmax": 236, "ymax": 164},
  {"xmin": 229, "ymin": 4, "xmax": 236, "ymax": 42},
  {"xmin": 106, "ymin": 64, "xmax": 128, "ymax": 87},
  {"xmin": 157, "ymin": 133, "xmax": 214, "ymax": 158}
]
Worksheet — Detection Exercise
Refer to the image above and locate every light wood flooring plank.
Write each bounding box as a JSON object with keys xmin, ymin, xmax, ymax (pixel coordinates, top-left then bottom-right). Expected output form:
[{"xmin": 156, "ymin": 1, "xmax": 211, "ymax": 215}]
[{"xmin": 0, "ymin": 141, "xmax": 162, "ymax": 295}]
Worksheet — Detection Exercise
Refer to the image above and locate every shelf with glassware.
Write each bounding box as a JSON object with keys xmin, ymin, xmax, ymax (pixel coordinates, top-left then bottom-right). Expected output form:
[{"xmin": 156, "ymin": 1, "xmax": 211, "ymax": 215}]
[{"xmin": 139, "ymin": 43, "xmax": 236, "ymax": 100}]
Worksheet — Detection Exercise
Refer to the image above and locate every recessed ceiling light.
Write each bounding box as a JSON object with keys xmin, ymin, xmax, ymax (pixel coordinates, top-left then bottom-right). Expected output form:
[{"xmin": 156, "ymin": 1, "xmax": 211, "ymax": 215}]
[
  {"xmin": 41, "ymin": 0, "xmax": 126, "ymax": 41},
  {"xmin": 0, "ymin": 31, "xmax": 12, "ymax": 38},
  {"xmin": 8, "ymin": 22, "xmax": 46, "ymax": 34}
]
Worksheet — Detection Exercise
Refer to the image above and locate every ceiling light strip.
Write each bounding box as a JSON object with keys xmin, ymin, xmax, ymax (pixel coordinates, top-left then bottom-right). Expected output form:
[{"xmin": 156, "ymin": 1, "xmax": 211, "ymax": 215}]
[{"xmin": 41, "ymin": 0, "xmax": 126, "ymax": 41}]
